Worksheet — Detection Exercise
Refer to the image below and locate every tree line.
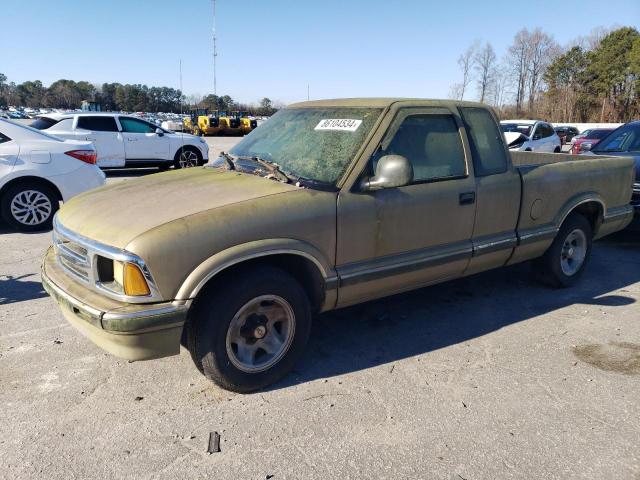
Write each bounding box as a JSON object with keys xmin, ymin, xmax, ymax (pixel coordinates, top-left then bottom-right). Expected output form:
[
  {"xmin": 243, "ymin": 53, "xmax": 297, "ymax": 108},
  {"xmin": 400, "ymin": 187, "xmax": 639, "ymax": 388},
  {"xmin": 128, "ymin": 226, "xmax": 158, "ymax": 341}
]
[
  {"xmin": 0, "ymin": 75, "xmax": 279, "ymax": 115},
  {"xmin": 451, "ymin": 26, "xmax": 640, "ymax": 123}
]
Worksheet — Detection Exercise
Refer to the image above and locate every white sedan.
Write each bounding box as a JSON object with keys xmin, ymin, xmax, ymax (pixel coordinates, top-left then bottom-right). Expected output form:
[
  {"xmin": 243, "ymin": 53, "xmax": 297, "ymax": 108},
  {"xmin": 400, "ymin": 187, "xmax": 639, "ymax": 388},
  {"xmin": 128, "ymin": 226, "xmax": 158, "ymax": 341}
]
[
  {"xmin": 32, "ymin": 113, "xmax": 209, "ymax": 169},
  {"xmin": 0, "ymin": 119, "xmax": 105, "ymax": 232}
]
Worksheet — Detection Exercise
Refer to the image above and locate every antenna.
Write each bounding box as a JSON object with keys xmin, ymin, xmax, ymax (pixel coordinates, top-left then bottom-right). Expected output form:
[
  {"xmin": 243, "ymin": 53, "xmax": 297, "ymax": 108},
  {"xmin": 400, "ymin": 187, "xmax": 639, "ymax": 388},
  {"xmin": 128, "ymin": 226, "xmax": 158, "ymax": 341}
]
[{"xmin": 212, "ymin": 0, "xmax": 218, "ymax": 97}]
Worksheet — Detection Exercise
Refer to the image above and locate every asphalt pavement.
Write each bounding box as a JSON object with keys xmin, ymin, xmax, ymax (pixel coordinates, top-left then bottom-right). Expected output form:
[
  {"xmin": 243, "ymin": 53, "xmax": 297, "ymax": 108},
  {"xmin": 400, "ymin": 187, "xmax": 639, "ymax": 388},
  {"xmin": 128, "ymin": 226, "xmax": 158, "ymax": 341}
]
[{"xmin": 1, "ymin": 137, "xmax": 639, "ymax": 479}]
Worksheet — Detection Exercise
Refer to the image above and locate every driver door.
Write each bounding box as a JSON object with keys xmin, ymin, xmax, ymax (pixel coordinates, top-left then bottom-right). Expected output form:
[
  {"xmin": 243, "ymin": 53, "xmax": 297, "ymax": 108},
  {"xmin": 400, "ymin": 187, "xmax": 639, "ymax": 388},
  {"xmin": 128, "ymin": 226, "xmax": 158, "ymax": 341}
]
[
  {"xmin": 118, "ymin": 117, "xmax": 170, "ymax": 161},
  {"xmin": 336, "ymin": 107, "xmax": 477, "ymax": 307}
]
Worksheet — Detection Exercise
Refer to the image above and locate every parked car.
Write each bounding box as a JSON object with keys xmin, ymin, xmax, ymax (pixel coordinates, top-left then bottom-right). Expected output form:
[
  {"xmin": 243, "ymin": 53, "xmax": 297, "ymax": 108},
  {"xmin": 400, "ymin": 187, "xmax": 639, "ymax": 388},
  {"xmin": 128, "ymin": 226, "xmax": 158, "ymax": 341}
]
[
  {"xmin": 31, "ymin": 113, "xmax": 209, "ymax": 169},
  {"xmin": 500, "ymin": 120, "xmax": 562, "ymax": 152},
  {"xmin": 0, "ymin": 118, "xmax": 105, "ymax": 231},
  {"xmin": 42, "ymin": 99, "xmax": 633, "ymax": 392},
  {"xmin": 554, "ymin": 125, "xmax": 580, "ymax": 145},
  {"xmin": 583, "ymin": 121, "xmax": 640, "ymax": 225},
  {"xmin": 571, "ymin": 128, "xmax": 615, "ymax": 154}
]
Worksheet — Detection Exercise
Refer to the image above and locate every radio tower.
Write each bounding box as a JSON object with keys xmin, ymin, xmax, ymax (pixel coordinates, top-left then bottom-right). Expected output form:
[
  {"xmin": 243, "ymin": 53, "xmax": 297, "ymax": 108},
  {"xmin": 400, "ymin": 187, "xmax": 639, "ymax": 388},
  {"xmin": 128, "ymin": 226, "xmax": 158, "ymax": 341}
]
[{"xmin": 212, "ymin": 0, "xmax": 218, "ymax": 97}]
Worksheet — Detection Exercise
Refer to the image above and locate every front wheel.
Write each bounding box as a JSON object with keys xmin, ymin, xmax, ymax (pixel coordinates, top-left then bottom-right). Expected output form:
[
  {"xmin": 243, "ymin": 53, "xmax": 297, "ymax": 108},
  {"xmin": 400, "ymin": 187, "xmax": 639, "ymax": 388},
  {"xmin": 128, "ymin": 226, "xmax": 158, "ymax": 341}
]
[
  {"xmin": 1, "ymin": 182, "xmax": 59, "ymax": 232},
  {"xmin": 186, "ymin": 266, "xmax": 312, "ymax": 392},
  {"xmin": 535, "ymin": 212, "xmax": 592, "ymax": 287},
  {"xmin": 174, "ymin": 147, "xmax": 202, "ymax": 169}
]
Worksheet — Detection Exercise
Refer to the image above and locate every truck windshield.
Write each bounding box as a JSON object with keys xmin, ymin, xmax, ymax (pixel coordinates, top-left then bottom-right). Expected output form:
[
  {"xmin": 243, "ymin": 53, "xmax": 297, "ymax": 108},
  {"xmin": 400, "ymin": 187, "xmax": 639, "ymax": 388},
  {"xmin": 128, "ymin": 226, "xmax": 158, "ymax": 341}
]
[{"xmin": 227, "ymin": 107, "xmax": 383, "ymax": 183}]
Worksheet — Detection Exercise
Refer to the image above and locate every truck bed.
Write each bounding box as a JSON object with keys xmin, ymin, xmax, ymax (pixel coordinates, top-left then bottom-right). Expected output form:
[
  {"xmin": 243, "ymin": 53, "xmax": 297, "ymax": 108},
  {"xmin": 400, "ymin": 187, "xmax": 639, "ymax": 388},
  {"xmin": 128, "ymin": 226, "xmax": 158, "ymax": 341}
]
[{"xmin": 508, "ymin": 151, "xmax": 634, "ymax": 265}]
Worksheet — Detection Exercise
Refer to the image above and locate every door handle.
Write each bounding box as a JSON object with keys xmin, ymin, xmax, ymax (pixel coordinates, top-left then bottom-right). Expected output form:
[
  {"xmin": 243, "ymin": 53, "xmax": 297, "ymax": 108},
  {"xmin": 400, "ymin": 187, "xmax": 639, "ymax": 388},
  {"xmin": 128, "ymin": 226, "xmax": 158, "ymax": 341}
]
[
  {"xmin": 86, "ymin": 137, "xmax": 97, "ymax": 141},
  {"xmin": 459, "ymin": 192, "xmax": 476, "ymax": 205},
  {"xmin": 127, "ymin": 138, "xmax": 138, "ymax": 142}
]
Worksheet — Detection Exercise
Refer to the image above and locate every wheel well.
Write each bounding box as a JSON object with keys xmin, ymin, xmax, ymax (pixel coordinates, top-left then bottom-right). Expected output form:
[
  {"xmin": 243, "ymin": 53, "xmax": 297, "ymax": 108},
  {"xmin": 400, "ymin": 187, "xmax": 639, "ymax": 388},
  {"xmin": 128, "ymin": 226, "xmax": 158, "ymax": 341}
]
[
  {"xmin": 174, "ymin": 145, "xmax": 202, "ymax": 161},
  {"xmin": 195, "ymin": 254, "xmax": 327, "ymax": 314},
  {"xmin": 570, "ymin": 201, "xmax": 603, "ymax": 235},
  {"xmin": 0, "ymin": 176, "xmax": 63, "ymax": 202}
]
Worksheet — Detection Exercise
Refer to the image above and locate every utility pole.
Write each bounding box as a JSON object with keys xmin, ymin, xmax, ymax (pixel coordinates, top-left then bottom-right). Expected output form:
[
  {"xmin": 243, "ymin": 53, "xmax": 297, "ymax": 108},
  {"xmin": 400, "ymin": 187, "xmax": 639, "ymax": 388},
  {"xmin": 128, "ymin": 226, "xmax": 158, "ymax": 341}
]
[
  {"xmin": 307, "ymin": 84, "xmax": 310, "ymax": 101},
  {"xmin": 179, "ymin": 59, "xmax": 183, "ymax": 115},
  {"xmin": 212, "ymin": 0, "xmax": 218, "ymax": 97}
]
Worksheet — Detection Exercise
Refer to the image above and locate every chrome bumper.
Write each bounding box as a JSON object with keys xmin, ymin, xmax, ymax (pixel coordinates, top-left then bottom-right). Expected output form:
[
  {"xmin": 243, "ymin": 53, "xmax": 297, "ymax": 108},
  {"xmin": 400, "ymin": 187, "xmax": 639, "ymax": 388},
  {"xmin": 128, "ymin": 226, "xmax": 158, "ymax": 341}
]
[{"xmin": 41, "ymin": 249, "xmax": 189, "ymax": 360}]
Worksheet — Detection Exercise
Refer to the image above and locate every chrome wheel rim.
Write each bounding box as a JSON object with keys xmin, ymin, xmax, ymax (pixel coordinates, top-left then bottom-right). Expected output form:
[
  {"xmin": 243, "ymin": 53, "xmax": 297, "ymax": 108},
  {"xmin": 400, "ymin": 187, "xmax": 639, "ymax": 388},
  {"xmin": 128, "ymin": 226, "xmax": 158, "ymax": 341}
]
[
  {"xmin": 179, "ymin": 150, "xmax": 199, "ymax": 168},
  {"xmin": 226, "ymin": 295, "xmax": 296, "ymax": 373},
  {"xmin": 560, "ymin": 228, "xmax": 587, "ymax": 276},
  {"xmin": 10, "ymin": 190, "xmax": 52, "ymax": 226}
]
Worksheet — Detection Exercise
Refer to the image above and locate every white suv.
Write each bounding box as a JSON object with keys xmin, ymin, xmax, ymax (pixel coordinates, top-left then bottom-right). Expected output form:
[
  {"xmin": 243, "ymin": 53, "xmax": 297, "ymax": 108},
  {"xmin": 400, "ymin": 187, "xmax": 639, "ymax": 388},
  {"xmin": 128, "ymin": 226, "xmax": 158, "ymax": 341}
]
[
  {"xmin": 500, "ymin": 120, "xmax": 562, "ymax": 153},
  {"xmin": 31, "ymin": 113, "xmax": 209, "ymax": 169}
]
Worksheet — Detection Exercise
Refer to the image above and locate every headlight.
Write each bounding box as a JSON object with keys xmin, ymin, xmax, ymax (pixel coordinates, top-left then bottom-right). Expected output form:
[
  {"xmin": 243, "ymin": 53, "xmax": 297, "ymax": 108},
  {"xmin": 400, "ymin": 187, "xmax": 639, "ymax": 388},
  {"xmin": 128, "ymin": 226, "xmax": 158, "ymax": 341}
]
[{"xmin": 96, "ymin": 257, "xmax": 151, "ymax": 297}]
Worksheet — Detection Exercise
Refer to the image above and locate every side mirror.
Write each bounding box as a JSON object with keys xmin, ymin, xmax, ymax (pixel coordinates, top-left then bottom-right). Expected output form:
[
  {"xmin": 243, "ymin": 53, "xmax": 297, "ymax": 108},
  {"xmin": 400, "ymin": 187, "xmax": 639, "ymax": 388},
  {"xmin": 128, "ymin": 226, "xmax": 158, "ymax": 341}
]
[
  {"xmin": 581, "ymin": 143, "xmax": 592, "ymax": 152},
  {"xmin": 155, "ymin": 128, "xmax": 164, "ymax": 137},
  {"xmin": 361, "ymin": 155, "xmax": 413, "ymax": 191}
]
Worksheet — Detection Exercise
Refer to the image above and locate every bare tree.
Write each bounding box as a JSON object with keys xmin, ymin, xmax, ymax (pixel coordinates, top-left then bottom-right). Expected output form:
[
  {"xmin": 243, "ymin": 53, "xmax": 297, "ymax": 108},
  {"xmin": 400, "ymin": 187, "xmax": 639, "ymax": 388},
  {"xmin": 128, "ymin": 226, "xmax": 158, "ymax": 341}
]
[
  {"xmin": 448, "ymin": 83, "xmax": 464, "ymax": 100},
  {"xmin": 507, "ymin": 29, "xmax": 532, "ymax": 114},
  {"xmin": 491, "ymin": 64, "xmax": 511, "ymax": 110},
  {"xmin": 474, "ymin": 42, "xmax": 496, "ymax": 103},
  {"xmin": 457, "ymin": 41, "xmax": 479, "ymax": 100},
  {"xmin": 527, "ymin": 28, "xmax": 560, "ymax": 112}
]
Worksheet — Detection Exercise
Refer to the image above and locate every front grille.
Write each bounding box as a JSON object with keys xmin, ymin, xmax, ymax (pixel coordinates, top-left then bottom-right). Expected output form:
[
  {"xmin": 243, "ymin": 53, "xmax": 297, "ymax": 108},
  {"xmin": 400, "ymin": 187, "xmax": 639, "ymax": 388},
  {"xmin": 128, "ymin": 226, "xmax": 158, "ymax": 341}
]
[
  {"xmin": 53, "ymin": 228, "xmax": 91, "ymax": 282},
  {"xmin": 50, "ymin": 217, "xmax": 162, "ymax": 303}
]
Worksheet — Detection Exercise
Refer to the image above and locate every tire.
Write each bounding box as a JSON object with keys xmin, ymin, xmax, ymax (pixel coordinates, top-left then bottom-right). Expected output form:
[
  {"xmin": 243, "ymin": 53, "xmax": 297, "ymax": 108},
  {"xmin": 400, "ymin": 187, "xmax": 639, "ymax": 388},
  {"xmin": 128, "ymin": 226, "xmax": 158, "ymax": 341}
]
[
  {"xmin": 554, "ymin": 146, "xmax": 561, "ymax": 153},
  {"xmin": 174, "ymin": 147, "xmax": 202, "ymax": 169},
  {"xmin": 1, "ymin": 181, "xmax": 59, "ymax": 232},
  {"xmin": 193, "ymin": 127, "xmax": 201, "ymax": 136},
  {"xmin": 186, "ymin": 266, "xmax": 312, "ymax": 392},
  {"xmin": 535, "ymin": 212, "xmax": 592, "ymax": 288}
]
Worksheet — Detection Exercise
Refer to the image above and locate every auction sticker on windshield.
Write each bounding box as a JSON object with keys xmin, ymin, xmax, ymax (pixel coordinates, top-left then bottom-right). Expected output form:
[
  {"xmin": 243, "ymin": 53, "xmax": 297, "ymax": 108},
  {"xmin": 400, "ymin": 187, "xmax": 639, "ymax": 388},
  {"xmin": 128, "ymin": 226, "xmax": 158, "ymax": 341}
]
[{"xmin": 314, "ymin": 119, "xmax": 362, "ymax": 132}]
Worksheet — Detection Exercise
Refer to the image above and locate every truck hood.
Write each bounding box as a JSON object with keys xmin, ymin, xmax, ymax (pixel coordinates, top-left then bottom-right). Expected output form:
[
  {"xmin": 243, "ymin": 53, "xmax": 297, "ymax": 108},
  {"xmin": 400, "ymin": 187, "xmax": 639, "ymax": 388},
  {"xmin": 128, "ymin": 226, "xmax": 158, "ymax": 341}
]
[{"xmin": 56, "ymin": 168, "xmax": 298, "ymax": 249}]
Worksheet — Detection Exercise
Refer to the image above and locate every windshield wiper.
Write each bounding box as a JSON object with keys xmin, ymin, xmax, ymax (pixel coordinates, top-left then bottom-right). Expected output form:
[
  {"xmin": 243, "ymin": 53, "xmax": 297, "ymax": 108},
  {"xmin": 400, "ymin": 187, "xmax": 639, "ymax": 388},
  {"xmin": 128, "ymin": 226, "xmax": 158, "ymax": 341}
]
[
  {"xmin": 244, "ymin": 156, "xmax": 291, "ymax": 183},
  {"xmin": 219, "ymin": 151, "xmax": 236, "ymax": 170}
]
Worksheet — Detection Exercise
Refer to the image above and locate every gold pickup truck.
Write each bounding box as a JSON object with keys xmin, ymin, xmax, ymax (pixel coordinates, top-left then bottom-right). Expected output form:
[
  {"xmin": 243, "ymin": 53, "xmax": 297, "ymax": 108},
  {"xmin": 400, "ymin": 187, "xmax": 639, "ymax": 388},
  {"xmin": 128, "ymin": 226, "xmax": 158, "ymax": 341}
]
[{"xmin": 41, "ymin": 99, "xmax": 635, "ymax": 392}]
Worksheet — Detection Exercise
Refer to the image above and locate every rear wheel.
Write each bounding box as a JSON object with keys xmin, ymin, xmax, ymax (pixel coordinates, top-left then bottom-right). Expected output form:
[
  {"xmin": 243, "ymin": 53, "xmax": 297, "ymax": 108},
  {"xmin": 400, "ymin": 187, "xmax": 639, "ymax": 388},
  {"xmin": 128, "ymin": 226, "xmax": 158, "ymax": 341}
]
[
  {"xmin": 554, "ymin": 146, "xmax": 561, "ymax": 153},
  {"xmin": 174, "ymin": 147, "xmax": 202, "ymax": 169},
  {"xmin": 535, "ymin": 212, "xmax": 592, "ymax": 287},
  {"xmin": 186, "ymin": 266, "xmax": 312, "ymax": 392},
  {"xmin": 1, "ymin": 182, "xmax": 59, "ymax": 232}
]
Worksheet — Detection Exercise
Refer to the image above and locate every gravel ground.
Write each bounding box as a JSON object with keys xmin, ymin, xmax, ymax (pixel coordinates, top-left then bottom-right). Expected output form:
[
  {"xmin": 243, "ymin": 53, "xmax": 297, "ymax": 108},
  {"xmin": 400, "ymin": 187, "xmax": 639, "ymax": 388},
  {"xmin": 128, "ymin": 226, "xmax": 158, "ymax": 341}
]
[{"xmin": 1, "ymin": 141, "xmax": 639, "ymax": 479}]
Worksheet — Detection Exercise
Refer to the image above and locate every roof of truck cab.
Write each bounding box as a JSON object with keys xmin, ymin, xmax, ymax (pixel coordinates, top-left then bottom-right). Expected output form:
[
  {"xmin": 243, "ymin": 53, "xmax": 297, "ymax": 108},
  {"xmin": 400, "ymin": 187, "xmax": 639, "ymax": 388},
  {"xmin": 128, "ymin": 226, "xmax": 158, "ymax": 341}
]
[{"xmin": 287, "ymin": 98, "xmax": 489, "ymax": 109}]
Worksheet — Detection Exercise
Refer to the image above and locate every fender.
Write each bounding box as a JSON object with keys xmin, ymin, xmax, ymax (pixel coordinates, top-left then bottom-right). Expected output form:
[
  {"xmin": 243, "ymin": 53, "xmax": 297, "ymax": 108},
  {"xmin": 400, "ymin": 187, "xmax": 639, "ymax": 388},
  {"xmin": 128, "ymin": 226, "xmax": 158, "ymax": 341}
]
[
  {"xmin": 175, "ymin": 238, "xmax": 338, "ymax": 308},
  {"xmin": 553, "ymin": 191, "xmax": 605, "ymax": 234}
]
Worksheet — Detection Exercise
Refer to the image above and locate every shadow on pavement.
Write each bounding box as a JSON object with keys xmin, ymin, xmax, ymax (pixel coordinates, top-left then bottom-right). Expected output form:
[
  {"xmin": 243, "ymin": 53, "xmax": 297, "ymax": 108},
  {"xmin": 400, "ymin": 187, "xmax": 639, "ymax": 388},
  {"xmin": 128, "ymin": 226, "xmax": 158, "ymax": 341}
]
[
  {"xmin": 0, "ymin": 273, "xmax": 47, "ymax": 305},
  {"xmin": 269, "ymin": 238, "xmax": 639, "ymax": 391}
]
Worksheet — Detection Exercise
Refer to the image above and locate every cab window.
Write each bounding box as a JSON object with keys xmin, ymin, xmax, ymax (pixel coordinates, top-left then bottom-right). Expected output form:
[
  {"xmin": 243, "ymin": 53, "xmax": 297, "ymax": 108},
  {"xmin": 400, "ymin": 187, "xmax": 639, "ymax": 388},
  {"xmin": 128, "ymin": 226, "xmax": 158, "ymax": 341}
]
[
  {"xmin": 119, "ymin": 117, "xmax": 156, "ymax": 134},
  {"xmin": 461, "ymin": 107, "xmax": 508, "ymax": 176},
  {"xmin": 377, "ymin": 114, "xmax": 466, "ymax": 183},
  {"xmin": 0, "ymin": 132, "xmax": 11, "ymax": 144}
]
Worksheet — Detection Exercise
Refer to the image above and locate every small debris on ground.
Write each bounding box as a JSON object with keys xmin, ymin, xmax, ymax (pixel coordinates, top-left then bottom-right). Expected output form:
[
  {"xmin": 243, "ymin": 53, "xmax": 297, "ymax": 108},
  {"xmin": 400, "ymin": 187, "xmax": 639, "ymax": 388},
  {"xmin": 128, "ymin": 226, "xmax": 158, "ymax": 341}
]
[
  {"xmin": 207, "ymin": 431, "xmax": 221, "ymax": 454},
  {"xmin": 53, "ymin": 339, "xmax": 63, "ymax": 344},
  {"xmin": 134, "ymin": 396, "xmax": 144, "ymax": 402}
]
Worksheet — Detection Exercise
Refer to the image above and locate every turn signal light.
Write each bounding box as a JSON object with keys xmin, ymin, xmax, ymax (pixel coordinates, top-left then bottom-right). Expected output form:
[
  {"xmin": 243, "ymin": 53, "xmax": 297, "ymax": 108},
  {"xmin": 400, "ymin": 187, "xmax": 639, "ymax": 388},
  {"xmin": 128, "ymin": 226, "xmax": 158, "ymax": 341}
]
[
  {"xmin": 65, "ymin": 149, "xmax": 97, "ymax": 165},
  {"xmin": 123, "ymin": 263, "xmax": 151, "ymax": 296}
]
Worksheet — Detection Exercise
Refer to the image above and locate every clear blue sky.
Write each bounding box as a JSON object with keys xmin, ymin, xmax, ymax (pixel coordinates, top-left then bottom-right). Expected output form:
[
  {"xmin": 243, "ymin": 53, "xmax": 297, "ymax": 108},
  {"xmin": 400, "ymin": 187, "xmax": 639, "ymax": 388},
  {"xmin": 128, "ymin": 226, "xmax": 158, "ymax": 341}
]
[{"xmin": 2, "ymin": 0, "xmax": 638, "ymax": 105}]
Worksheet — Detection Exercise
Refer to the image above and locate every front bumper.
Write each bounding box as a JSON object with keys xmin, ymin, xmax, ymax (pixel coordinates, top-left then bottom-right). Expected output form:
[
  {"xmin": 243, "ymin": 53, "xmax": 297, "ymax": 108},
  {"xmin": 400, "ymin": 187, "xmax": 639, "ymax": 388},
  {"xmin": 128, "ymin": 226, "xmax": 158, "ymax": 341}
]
[{"xmin": 41, "ymin": 247, "xmax": 188, "ymax": 361}]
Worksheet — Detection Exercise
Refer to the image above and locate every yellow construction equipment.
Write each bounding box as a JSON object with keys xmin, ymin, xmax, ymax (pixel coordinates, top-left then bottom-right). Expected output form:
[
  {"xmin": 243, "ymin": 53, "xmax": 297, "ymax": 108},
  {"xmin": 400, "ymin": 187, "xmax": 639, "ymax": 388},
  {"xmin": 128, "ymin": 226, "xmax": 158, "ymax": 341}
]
[{"xmin": 183, "ymin": 108, "xmax": 256, "ymax": 136}]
